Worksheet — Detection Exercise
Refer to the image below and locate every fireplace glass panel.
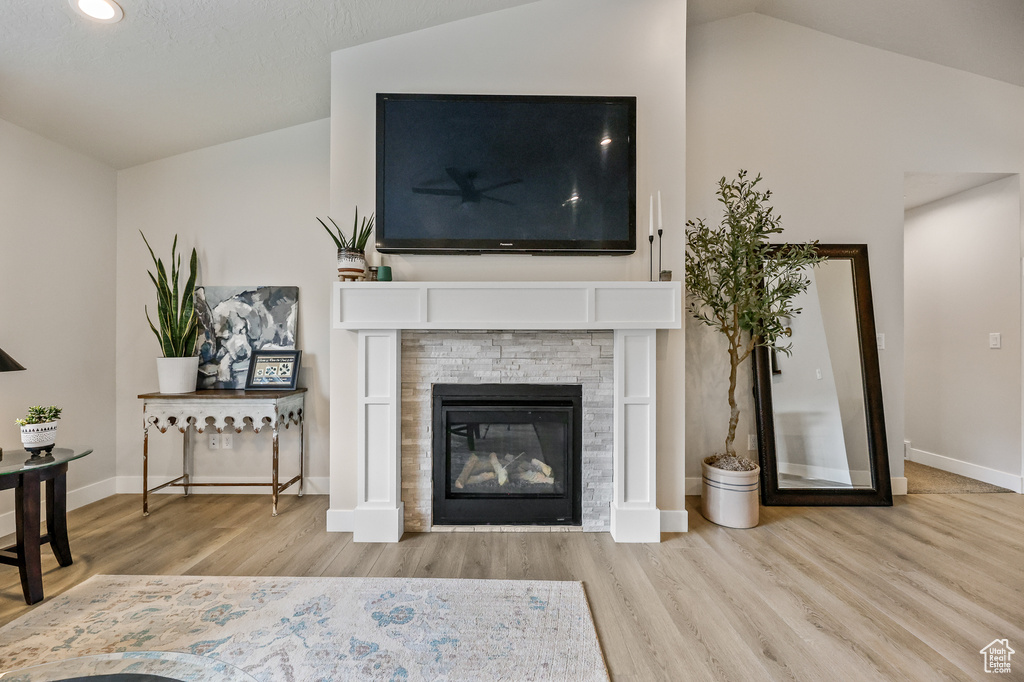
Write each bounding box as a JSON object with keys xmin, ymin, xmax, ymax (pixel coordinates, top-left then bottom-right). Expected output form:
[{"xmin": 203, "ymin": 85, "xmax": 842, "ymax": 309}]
[
  {"xmin": 446, "ymin": 408, "xmax": 569, "ymax": 497},
  {"xmin": 432, "ymin": 384, "xmax": 582, "ymax": 526}
]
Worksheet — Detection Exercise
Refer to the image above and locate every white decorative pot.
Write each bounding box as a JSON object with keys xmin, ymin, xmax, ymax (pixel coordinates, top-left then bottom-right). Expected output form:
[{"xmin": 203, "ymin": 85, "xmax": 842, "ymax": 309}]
[
  {"xmin": 21, "ymin": 422, "xmax": 58, "ymax": 453},
  {"xmin": 337, "ymin": 248, "xmax": 367, "ymax": 281},
  {"xmin": 701, "ymin": 457, "xmax": 761, "ymax": 529},
  {"xmin": 156, "ymin": 356, "xmax": 200, "ymax": 394}
]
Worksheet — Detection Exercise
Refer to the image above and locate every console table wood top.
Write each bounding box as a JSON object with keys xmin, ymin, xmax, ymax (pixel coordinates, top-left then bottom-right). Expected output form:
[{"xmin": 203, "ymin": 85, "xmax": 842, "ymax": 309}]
[{"xmin": 138, "ymin": 388, "xmax": 307, "ymax": 400}]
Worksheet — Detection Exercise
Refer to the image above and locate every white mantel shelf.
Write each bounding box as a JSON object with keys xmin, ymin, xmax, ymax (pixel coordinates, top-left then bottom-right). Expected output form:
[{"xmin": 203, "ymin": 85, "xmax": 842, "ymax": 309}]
[
  {"xmin": 332, "ymin": 281, "xmax": 682, "ymax": 331},
  {"xmin": 329, "ymin": 280, "xmax": 684, "ymax": 544}
]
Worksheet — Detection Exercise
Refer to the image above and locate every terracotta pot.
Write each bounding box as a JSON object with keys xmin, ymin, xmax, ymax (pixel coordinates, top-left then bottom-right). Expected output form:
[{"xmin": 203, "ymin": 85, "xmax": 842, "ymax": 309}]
[
  {"xmin": 156, "ymin": 356, "xmax": 200, "ymax": 394},
  {"xmin": 701, "ymin": 457, "xmax": 760, "ymax": 529},
  {"xmin": 337, "ymin": 248, "xmax": 367, "ymax": 281}
]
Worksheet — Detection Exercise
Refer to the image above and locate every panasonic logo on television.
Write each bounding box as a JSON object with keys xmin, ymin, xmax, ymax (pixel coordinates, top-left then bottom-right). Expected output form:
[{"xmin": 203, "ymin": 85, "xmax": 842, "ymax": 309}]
[{"xmin": 500, "ymin": 242, "xmax": 514, "ymax": 246}]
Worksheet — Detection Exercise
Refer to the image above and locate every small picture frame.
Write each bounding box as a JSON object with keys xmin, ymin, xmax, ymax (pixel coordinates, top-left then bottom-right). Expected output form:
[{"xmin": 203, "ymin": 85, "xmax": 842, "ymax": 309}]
[{"xmin": 245, "ymin": 350, "xmax": 301, "ymax": 390}]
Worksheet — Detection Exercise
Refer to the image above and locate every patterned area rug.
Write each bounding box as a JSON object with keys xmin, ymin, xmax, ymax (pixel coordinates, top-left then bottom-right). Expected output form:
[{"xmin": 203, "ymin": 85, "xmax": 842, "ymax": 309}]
[
  {"xmin": 905, "ymin": 460, "xmax": 1013, "ymax": 494},
  {"xmin": 0, "ymin": 575, "xmax": 609, "ymax": 681}
]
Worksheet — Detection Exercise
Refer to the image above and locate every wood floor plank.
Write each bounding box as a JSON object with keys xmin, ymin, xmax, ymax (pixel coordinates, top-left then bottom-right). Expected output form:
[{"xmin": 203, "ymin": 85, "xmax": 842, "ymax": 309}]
[{"xmin": 2, "ymin": 491, "xmax": 1023, "ymax": 682}]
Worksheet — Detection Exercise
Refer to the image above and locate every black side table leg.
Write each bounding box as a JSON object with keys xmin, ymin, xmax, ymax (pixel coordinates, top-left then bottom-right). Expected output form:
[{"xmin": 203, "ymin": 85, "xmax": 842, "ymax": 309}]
[
  {"xmin": 15, "ymin": 472, "xmax": 43, "ymax": 605},
  {"xmin": 46, "ymin": 466, "xmax": 73, "ymax": 567}
]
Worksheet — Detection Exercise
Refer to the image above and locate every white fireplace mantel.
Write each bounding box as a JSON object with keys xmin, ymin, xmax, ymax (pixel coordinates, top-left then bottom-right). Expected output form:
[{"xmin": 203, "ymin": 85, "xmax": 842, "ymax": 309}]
[{"xmin": 329, "ymin": 281, "xmax": 682, "ymax": 543}]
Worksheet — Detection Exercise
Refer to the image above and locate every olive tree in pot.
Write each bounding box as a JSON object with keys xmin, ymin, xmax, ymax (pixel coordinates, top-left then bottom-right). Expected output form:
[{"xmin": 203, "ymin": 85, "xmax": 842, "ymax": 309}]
[
  {"xmin": 142, "ymin": 232, "xmax": 200, "ymax": 394},
  {"xmin": 685, "ymin": 170, "xmax": 823, "ymax": 528},
  {"xmin": 317, "ymin": 208, "xmax": 375, "ymax": 281}
]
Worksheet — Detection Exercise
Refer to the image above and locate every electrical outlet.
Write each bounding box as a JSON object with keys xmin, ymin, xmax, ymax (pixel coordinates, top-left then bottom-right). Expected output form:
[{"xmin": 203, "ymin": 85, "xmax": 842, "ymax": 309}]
[
  {"xmin": 876, "ymin": 333, "xmax": 885, "ymax": 350},
  {"xmin": 222, "ymin": 433, "xmax": 233, "ymax": 449},
  {"xmin": 208, "ymin": 433, "xmax": 219, "ymax": 449},
  {"xmin": 747, "ymin": 434, "xmax": 757, "ymax": 451}
]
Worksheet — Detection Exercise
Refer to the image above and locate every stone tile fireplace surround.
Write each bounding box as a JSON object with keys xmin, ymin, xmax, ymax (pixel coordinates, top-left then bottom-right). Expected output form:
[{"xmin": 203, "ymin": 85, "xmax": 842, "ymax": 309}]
[
  {"xmin": 403, "ymin": 330, "xmax": 613, "ymax": 532},
  {"xmin": 330, "ymin": 281, "xmax": 682, "ymax": 543}
]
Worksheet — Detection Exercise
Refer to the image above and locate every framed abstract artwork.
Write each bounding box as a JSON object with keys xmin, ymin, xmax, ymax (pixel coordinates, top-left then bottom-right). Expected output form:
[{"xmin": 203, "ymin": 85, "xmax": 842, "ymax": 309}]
[
  {"xmin": 245, "ymin": 350, "xmax": 301, "ymax": 390},
  {"xmin": 194, "ymin": 286, "xmax": 299, "ymax": 389}
]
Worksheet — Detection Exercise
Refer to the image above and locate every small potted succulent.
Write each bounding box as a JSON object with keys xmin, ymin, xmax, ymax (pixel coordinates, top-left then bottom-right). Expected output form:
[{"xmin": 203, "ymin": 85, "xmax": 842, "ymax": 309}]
[
  {"xmin": 317, "ymin": 208, "xmax": 375, "ymax": 280},
  {"xmin": 16, "ymin": 405, "xmax": 62, "ymax": 455}
]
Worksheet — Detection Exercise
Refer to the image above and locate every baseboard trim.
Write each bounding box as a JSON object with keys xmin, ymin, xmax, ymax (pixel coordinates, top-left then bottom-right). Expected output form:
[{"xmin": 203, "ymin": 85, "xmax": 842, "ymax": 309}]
[
  {"xmin": 660, "ymin": 508, "xmax": 688, "ymax": 532},
  {"xmin": 0, "ymin": 476, "xmax": 117, "ymax": 538},
  {"xmin": 326, "ymin": 508, "xmax": 355, "ymax": 532},
  {"xmin": 907, "ymin": 448, "xmax": 1023, "ymax": 493},
  {"xmin": 687, "ymin": 475, "xmax": 909, "ymax": 496},
  {"xmin": 115, "ymin": 476, "xmax": 330, "ymax": 496}
]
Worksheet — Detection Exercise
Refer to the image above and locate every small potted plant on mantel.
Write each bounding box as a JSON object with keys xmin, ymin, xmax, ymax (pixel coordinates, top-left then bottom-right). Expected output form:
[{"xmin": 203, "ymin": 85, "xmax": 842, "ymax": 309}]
[
  {"xmin": 685, "ymin": 170, "xmax": 824, "ymax": 528},
  {"xmin": 317, "ymin": 208, "xmax": 375, "ymax": 281},
  {"xmin": 17, "ymin": 405, "xmax": 62, "ymax": 455},
  {"xmin": 142, "ymin": 232, "xmax": 200, "ymax": 394}
]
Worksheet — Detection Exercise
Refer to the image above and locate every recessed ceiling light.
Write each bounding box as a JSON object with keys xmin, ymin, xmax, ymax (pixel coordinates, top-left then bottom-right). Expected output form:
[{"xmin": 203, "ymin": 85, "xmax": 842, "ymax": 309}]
[{"xmin": 69, "ymin": 0, "xmax": 124, "ymax": 24}]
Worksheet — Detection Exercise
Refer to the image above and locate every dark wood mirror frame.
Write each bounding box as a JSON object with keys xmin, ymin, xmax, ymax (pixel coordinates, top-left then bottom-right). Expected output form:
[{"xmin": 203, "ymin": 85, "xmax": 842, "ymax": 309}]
[{"xmin": 752, "ymin": 244, "xmax": 893, "ymax": 506}]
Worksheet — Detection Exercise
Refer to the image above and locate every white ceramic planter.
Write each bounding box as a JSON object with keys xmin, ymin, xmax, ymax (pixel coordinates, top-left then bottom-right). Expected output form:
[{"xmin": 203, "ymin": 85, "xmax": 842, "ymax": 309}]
[
  {"xmin": 21, "ymin": 422, "xmax": 58, "ymax": 452},
  {"xmin": 156, "ymin": 356, "xmax": 200, "ymax": 394},
  {"xmin": 337, "ymin": 248, "xmax": 367, "ymax": 281},
  {"xmin": 701, "ymin": 457, "xmax": 761, "ymax": 529}
]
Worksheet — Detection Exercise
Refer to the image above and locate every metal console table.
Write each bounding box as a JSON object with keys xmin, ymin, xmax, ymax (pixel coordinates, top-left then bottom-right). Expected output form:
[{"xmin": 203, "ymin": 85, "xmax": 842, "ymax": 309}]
[{"xmin": 139, "ymin": 389, "xmax": 305, "ymax": 517}]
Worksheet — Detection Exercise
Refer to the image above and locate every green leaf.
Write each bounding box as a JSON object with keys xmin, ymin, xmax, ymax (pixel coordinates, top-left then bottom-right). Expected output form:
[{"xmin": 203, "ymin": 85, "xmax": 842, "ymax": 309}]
[{"xmin": 141, "ymin": 231, "xmax": 199, "ymax": 358}]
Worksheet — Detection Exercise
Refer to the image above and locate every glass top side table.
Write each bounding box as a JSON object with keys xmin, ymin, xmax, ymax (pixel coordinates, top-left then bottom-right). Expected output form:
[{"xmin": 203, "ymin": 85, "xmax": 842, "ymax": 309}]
[
  {"xmin": 0, "ymin": 447, "xmax": 92, "ymax": 605},
  {"xmin": 0, "ymin": 447, "xmax": 92, "ymax": 477},
  {"xmin": 0, "ymin": 651, "xmax": 258, "ymax": 681}
]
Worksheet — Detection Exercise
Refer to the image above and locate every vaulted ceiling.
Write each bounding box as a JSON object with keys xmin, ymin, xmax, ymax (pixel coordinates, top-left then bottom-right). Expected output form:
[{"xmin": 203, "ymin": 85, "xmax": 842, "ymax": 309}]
[{"xmin": 3, "ymin": 0, "xmax": 1022, "ymax": 170}]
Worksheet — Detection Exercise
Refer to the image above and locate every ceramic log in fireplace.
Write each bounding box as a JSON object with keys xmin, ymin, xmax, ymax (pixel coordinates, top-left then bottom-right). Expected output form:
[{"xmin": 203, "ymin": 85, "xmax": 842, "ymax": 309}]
[{"xmin": 432, "ymin": 384, "xmax": 582, "ymax": 526}]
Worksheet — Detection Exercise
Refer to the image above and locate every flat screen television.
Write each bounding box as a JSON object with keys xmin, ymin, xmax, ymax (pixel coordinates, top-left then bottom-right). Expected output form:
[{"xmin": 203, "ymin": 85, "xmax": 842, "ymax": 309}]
[{"xmin": 375, "ymin": 93, "xmax": 636, "ymax": 255}]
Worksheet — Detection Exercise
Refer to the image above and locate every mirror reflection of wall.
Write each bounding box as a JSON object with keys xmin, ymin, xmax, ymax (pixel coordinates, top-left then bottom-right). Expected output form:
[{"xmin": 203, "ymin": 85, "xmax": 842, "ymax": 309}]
[
  {"xmin": 772, "ymin": 259, "xmax": 871, "ymax": 488},
  {"xmin": 753, "ymin": 244, "xmax": 891, "ymax": 506}
]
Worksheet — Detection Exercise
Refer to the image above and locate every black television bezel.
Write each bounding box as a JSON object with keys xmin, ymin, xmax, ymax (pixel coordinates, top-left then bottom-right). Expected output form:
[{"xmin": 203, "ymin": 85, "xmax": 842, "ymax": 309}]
[{"xmin": 375, "ymin": 93, "xmax": 637, "ymax": 255}]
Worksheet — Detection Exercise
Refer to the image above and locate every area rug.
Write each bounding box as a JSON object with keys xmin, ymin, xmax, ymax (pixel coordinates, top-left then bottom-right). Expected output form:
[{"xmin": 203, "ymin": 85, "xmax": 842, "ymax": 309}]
[
  {"xmin": 905, "ymin": 460, "xmax": 1013, "ymax": 494},
  {"xmin": 0, "ymin": 575, "xmax": 609, "ymax": 681}
]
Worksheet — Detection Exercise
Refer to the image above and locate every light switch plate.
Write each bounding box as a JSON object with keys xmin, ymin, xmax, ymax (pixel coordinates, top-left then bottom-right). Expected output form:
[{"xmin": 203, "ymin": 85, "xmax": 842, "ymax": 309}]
[
  {"xmin": 990, "ymin": 332, "xmax": 1002, "ymax": 349},
  {"xmin": 208, "ymin": 433, "xmax": 219, "ymax": 449}
]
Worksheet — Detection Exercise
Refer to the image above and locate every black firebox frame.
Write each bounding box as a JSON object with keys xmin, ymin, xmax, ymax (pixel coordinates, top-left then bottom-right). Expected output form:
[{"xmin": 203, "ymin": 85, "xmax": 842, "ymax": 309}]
[{"xmin": 432, "ymin": 384, "xmax": 583, "ymax": 526}]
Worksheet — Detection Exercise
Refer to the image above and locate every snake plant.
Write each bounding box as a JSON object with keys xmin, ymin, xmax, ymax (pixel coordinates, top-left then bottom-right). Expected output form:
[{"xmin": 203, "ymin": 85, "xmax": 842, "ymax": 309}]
[
  {"xmin": 317, "ymin": 207, "xmax": 375, "ymax": 252},
  {"xmin": 141, "ymin": 232, "xmax": 199, "ymax": 358}
]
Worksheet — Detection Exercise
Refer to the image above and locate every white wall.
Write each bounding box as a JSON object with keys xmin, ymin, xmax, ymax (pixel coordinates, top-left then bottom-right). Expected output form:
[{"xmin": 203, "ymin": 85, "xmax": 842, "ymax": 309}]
[
  {"xmin": 686, "ymin": 14, "xmax": 1024, "ymax": 484},
  {"xmin": 329, "ymin": 0, "xmax": 687, "ymax": 512},
  {"xmin": 905, "ymin": 176, "xmax": 1022, "ymax": 486},
  {"xmin": 0, "ymin": 117, "xmax": 117, "ymax": 534},
  {"xmin": 115, "ymin": 120, "xmax": 331, "ymax": 495}
]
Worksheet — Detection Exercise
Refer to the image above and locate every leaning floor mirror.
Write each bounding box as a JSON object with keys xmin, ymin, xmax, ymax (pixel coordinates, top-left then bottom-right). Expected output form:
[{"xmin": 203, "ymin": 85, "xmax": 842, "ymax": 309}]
[{"xmin": 752, "ymin": 244, "xmax": 892, "ymax": 506}]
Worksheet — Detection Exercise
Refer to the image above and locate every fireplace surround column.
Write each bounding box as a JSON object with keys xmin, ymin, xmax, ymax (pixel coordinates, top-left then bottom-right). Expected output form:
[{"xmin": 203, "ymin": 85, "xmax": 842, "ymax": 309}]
[
  {"xmin": 353, "ymin": 329, "xmax": 403, "ymax": 542},
  {"xmin": 611, "ymin": 328, "xmax": 660, "ymax": 542}
]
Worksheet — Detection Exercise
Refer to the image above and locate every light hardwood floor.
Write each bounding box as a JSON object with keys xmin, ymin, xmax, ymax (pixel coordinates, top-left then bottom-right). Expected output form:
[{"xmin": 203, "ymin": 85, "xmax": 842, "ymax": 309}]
[{"xmin": 2, "ymin": 492, "xmax": 1022, "ymax": 680}]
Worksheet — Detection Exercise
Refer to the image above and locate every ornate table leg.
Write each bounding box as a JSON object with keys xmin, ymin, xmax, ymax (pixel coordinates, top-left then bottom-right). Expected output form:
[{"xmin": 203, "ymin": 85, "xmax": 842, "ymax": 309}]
[
  {"xmin": 46, "ymin": 464, "xmax": 73, "ymax": 567},
  {"xmin": 298, "ymin": 411, "xmax": 305, "ymax": 497},
  {"xmin": 182, "ymin": 424, "xmax": 191, "ymax": 496},
  {"xmin": 272, "ymin": 420, "xmax": 280, "ymax": 517},
  {"xmin": 143, "ymin": 426, "xmax": 150, "ymax": 516},
  {"xmin": 15, "ymin": 471, "xmax": 43, "ymax": 605}
]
